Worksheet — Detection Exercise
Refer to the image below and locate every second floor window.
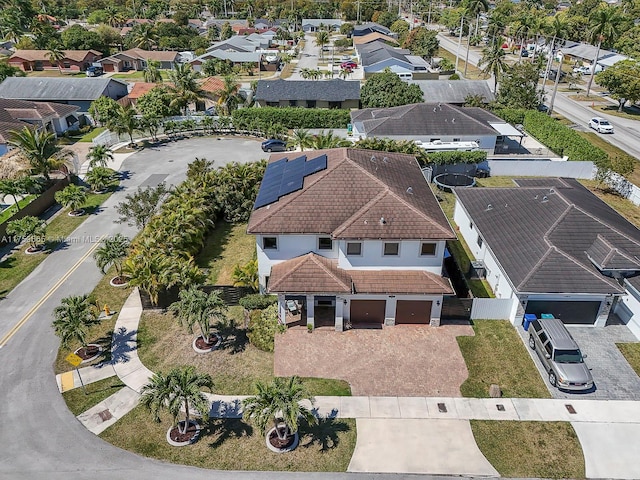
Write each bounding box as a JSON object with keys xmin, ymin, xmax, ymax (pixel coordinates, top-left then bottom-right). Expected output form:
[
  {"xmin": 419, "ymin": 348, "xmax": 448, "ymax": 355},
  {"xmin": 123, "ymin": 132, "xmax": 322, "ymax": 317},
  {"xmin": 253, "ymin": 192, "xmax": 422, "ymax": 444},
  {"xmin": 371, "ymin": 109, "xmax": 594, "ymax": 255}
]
[
  {"xmin": 346, "ymin": 242, "xmax": 362, "ymax": 256},
  {"xmin": 420, "ymin": 242, "xmax": 437, "ymax": 256},
  {"xmin": 318, "ymin": 237, "xmax": 333, "ymax": 250},
  {"xmin": 263, "ymin": 237, "xmax": 277, "ymax": 249},
  {"xmin": 384, "ymin": 242, "xmax": 399, "ymax": 256}
]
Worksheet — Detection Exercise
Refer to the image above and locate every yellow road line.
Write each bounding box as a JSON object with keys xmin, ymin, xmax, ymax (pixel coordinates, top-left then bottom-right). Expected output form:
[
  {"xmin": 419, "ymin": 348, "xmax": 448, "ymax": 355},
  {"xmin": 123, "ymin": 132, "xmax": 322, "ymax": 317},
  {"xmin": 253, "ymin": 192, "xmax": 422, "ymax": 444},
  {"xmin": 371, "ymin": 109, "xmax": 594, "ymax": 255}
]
[
  {"xmin": 59, "ymin": 371, "xmax": 75, "ymax": 392},
  {"xmin": 0, "ymin": 236, "xmax": 103, "ymax": 349}
]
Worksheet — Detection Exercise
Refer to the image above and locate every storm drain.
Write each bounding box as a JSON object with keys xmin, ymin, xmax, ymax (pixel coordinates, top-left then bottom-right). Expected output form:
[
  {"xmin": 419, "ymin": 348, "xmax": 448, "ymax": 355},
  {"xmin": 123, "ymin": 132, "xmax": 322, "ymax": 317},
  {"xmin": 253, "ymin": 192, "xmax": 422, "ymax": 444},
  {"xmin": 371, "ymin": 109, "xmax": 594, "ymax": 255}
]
[
  {"xmin": 437, "ymin": 403, "xmax": 447, "ymax": 413},
  {"xmin": 98, "ymin": 409, "xmax": 113, "ymax": 421}
]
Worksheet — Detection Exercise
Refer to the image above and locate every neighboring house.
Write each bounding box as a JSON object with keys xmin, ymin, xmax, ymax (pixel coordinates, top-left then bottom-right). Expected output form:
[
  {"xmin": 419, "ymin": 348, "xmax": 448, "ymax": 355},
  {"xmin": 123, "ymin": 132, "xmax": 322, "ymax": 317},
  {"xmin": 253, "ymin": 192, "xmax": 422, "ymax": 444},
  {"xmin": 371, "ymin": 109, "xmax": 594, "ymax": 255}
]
[
  {"xmin": 0, "ymin": 98, "xmax": 80, "ymax": 155},
  {"xmin": 206, "ymin": 35, "xmax": 268, "ymax": 53},
  {"xmin": 0, "ymin": 77, "xmax": 128, "ymax": 112},
  {"xmin": 190, "ymin": 50, "xmax": 265, "ymax": 72},
  {"xmin": 254, "ymin": 79, "xmax": 360, "ymax": 109},
  {"xmin": 124, "ymin": 82, "xmax": 157, "ymax": 106},
  {"xmin": 9, "ymin": 49, "xmax": 102, "ymax": 72},
  {"xmin": 301, "ymin": 19, "xmax": 343, "ymax": 32},
  {"xmin": 454, "ymin": 178, "xmax": 640, "ymax": 328},
  {"xmin": 351, "ymin": 103, "xmax": 522, "ymax": 153},
  {"xmin": 203, "ymin": 19, "xmax": 247, "ymax": 30},
  {"xmin": 247, "ymin": 148, "xmax": 456, "ymax": 330},
  {"xmin": 98, "ymin": 48, "xmax": 179, "ymax": 72},
  {"xmin": 407, "ymin": 80, "xmax": 495, "ymax": 105},
  {"xmin": 353, "ymin": 32, "xmax": 399, "ymax": 46},
  {"xmin": 562, "ymin": 41, "xmax": 628, "ymax": 69},
  {"xmin": 254, "ymin": 18, "xmax": 284, "ymax": 30},
  {"xmin": 356, "ymin": 40, "xmax": 434, "ymax": 79},
  {"xmin": 198, "ymin": 76, "xmax": 226, "ymax": 110},
  {"xmin": 353, "ymin": 22, "xmax": 394, "ymax": 37}
]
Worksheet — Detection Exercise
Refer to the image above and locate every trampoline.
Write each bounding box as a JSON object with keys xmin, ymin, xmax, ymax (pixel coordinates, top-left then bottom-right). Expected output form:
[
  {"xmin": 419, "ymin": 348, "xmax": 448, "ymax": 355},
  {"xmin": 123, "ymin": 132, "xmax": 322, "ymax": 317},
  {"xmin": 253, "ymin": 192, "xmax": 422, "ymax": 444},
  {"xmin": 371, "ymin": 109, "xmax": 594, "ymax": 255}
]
[{"xmin": 433, "ymin": 173, "xmax": 476, "ymax": 193}]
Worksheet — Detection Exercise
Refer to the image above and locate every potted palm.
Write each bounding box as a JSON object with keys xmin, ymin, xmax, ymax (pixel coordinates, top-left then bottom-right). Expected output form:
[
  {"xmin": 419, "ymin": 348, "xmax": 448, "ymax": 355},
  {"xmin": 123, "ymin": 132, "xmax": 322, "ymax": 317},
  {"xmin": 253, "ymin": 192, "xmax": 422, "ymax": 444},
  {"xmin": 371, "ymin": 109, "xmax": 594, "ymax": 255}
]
[
  {"xmin": 7, "ymin": 216, "xmax": 47, "ymax": 253},
  {"xmin": 52, "ymin": 294, "xmax": 102, "ymax": 362},
  {"xmin": 85, "ymin": 167, "xmax": 116, "ymax": 193}
]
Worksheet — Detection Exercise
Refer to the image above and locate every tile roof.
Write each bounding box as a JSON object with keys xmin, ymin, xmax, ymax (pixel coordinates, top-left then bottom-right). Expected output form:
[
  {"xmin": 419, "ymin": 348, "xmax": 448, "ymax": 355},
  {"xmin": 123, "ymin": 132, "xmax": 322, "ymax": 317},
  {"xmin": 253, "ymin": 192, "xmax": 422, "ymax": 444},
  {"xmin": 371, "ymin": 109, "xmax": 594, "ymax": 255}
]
[
  {"xmin": 268, "ymin": 253, "xmax": 453, "ymax": 294},
  {"xmin": 407, "ymin": 80, "xmax": 495, "ymax": 104},
  {"xmin": 10, "ymin": 49, "xmax": 102, "ymax": 62},
  {"xmin": 104, "ymin": 48, "xmax": 179, "ymax": 62},
  {"xmin": 247, "ymin": 148, "xmax": 455, "ymax": 240},
  {"xmin": 128, "ymin": 82, "xmax": 157, "ymax": 99},
  {"xmin": 454, "ymin": 178, "xmax": 640, "ymax": 295},
  {"xmin": 0, "ymin": 99, "xmax": 78, "ymax": 143},
  {"xmin": 353, "ymin": 22, "xmax": 392, "ymax": 36},
  {"xmin": 255, "ymin": 79, "xmax": 360, "ymax": 102},
  {"xmin": 353, "ymin": 32, "xmax": 399, "ymax": 45},
  {"xmin": 351, "ymin": 103, "xmax": 501, "ymax": 137},
  {"xmin": 0, "ymin": 77, "xmax": 127, "ymax": 101},
  {"xmin": 198, "ymin": 76, "xmax": 225, "ymax": 93}
]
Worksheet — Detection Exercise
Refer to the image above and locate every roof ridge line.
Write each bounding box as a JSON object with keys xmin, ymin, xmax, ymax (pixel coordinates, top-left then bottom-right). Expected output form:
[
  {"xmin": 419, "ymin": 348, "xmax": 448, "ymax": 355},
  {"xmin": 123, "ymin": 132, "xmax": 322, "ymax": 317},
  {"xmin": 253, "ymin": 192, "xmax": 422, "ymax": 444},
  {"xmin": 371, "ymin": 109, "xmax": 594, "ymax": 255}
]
[
  {"xmin": 517, "ymin": 246, "xmax": 555, "ymax": 291},
  {"xmin": 550, "ymin": 245, "xmax": 625, "ymax": 291},
  {"xmin": 566, "ymin": 201, "xmax": 640, "ymax": 249},
  {"xmin": 332, "ymin": 189, "xmax": 388, "ymax": 237},
  {"xmin": 268, "ymin": 253, "xmax": 312, "ymax": 291},
  {"xmin": 309, "ymin": 253, "xmax": 352, "ymax": 290}
]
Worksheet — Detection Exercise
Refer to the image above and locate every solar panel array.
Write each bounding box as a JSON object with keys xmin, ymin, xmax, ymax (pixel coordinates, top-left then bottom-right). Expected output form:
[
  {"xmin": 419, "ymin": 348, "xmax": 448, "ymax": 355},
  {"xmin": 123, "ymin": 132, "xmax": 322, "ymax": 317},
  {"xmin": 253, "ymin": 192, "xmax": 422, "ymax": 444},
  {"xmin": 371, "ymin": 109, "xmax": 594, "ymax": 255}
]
[{"xmin": 254, "ymin": 154, "xmax": 328, "ymax": 210}]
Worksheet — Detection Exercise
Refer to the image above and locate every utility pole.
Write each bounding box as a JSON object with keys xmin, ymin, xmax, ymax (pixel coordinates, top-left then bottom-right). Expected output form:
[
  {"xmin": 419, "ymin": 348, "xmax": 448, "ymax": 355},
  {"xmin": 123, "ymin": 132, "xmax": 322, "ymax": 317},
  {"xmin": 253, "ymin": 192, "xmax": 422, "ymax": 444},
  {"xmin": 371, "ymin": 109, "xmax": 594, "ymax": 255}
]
[
  {"xmin": 548, "ymin": 51, "xmax": 563, "ymax": 115},
  {"xmin": 357, "ymin": 0, "xmax": 361, "ymax": 24},
  {"xmin": 455, "ymin": 16, "xmax": 464, "ymax": 73}
]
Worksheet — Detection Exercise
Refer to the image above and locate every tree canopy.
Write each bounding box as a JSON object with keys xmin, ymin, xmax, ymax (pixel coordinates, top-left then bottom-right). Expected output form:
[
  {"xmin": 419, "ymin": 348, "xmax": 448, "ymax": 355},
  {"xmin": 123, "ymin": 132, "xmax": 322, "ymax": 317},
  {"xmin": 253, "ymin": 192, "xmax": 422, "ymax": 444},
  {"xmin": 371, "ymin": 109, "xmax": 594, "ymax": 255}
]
[
  {"xmin": 360, "ymin": 70, "xmax": 424, "ymax": 108},
  {"xmin": 595, "ymin": 60, "xmax": 640, "ymax": 112}
]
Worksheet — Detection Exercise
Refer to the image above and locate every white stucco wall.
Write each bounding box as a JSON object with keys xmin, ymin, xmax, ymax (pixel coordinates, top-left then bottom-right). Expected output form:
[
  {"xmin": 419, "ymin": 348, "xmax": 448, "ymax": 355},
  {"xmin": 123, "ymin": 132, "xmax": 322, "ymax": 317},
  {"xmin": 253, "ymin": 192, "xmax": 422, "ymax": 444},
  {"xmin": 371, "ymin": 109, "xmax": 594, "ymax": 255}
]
[
  {"xmin": 337, "ymin": 239, "xmax": 445, "ymax": 273},
  {"xmin": 615, "ymin": 283, "xmax": 640, "ymax": 340}
]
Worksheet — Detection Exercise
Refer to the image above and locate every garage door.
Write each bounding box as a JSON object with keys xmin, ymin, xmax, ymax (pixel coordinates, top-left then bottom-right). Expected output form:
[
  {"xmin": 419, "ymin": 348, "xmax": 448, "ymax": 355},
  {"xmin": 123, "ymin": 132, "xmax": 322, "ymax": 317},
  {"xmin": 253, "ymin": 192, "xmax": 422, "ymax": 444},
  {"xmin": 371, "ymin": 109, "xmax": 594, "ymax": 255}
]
[
  {"xmin": 526, "ymin": 300, "xmax": 601, "ymax": 325},
  {"xmin": 350, "ymin": 300, "xmax": 385, "ymax": 324},
  {"xmin": 395, "ymin": 300, "xmax": 432, "ymax": 324}
]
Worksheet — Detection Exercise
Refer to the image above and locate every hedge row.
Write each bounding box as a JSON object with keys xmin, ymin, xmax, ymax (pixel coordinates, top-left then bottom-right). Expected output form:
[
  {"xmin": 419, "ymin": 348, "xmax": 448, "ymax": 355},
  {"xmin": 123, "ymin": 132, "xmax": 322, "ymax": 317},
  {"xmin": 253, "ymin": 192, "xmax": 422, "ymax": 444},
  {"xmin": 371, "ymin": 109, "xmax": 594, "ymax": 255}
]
[
  {"xmin": 426, "ymin": 150, "xmax": 487, "ymax": 165},
  {"xmin": 231, "ymin": 107, "xmax": 350, "ymax": 129}
]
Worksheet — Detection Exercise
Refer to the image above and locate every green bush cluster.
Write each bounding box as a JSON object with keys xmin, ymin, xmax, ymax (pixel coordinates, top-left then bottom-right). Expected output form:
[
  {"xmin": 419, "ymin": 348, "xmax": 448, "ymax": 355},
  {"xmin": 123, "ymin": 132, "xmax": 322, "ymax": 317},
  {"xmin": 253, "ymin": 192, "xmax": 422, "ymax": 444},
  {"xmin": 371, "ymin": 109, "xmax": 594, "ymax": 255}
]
[
  {"xmin": 492, "ymin": 108, "xmax": 526, "ymax": 125},
  {"xmin": 426, "ymin": 150, "xmax": 488, "ymax": 165},
  {"xmin": 247, "ymin": 304, "xmax": 285, "ymax": 352},
  {"xmin": 239, "ymin": 294, "xmax": 278, "ymax": 311},
  {"xmin": 231, "ymin": 107, "xmax": 350, "ymax": 130}
]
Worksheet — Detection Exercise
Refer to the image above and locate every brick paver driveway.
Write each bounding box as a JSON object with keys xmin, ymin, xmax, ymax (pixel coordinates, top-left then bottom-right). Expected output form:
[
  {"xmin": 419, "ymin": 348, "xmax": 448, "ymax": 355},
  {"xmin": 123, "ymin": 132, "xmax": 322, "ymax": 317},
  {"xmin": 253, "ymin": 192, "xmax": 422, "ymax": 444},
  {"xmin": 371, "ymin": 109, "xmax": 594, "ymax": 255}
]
[{"xmin": 274, "ymin": 324, "xmax": 474, "ymax": 396}]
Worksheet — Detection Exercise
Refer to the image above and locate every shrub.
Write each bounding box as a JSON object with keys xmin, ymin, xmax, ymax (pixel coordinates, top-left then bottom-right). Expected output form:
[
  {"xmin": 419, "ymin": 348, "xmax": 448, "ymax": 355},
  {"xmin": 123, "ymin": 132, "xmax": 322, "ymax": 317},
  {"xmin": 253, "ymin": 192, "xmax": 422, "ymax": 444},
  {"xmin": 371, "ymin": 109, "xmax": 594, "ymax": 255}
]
[
  {"xmin": 449, "ymin": 73, "xmax": 460, "ymax": 80},
  {"xmin": 247, "ymin": 303, "xmax": 285, "ymax": 352},
  {"xmin": 239, "ymin": 294, "xmax": 278, "ymax": 311},
  {"xmin": 492, "ymin": 108, "xmax": 526, "ymax": 125},
  {"xmin": 231, "ymin": 107, "xmax": 350, "ymax": 130},
  {"xmin": 426, "ymin": 150, "xmax": 487, "ymax": 165}
]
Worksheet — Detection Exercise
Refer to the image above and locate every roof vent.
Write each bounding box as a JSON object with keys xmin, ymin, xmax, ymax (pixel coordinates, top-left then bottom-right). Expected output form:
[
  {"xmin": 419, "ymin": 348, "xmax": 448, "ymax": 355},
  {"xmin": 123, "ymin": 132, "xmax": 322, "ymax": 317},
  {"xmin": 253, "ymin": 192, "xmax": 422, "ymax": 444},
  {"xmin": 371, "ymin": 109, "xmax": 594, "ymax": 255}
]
[
  {"xmin": 379, "ymin": 216, "xmax": 386, "ymax": 225},
  {"xmin": 542, "ymin": 195, "xmax": 548, "ymax": 203},
  {"xmin": 382, "ymin": 156, "xmax": 389, "ymax": 163},
  {"xmin": 534, "ymin": 195, "xmax": 538, "ymax": 199},
  {"xmin": 406, "ymin": 186, "xmax": 413, "ymax": 195},
  {"xmin": 370, "ymin": 155, "xmax": 376, "ymax": 162},
  {"xmin": 433, "ymin": 107, "xmax": 437, "ymax": 112},
  {"xmin": 451, "ymin": 118, "xmax": 455, "ymax": 123},
  {"xmin": 486, "ymin": 203, "xmax": 493, "ymax": 211}
]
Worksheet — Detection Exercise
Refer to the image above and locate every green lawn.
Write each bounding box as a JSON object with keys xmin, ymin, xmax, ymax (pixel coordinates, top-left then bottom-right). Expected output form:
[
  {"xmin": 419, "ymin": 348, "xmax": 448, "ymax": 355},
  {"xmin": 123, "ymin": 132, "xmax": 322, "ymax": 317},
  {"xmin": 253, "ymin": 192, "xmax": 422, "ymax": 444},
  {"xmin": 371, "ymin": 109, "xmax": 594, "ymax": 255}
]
[
  {"xmin": 100, "ymin": 406, "xmax": 356, "ymax": 472},
  {"xmin": 110, "ymin": 71, "xmax": 170, "ymax": 80},
  {"xmin": 0, "ymin": 187, "xmax": 116, "ymax": 301},
  {"xmin": 594, "ymin": 104, "xmax": 640, "ymax": 121},
  {"xmin": 0, "ymin": 196, "xmax": 36, "ymax": 224},
  {"xmin": 617, "ymin": 342, "xmax": 640, "ymax": 377},
  {"xmin": 580, "ymin": 180, "xmax": 640, "ymax": 229},
  {"xmin": 77, "ymin": 127, "xmax": 107, "ymax": 142},
  {"xmin": 196, "ymin": 222, "xmax": 256, "ymax": 285},
  {"xmin": 458, "ymin": 320, "xmax": 550, "ymax": 398},
  {"xmin": 62, "ymin": 375, "xmax": 125, "ymax": 416},
  {"xmin": 471, "ymin": 421, "xmax": 584, "ymax": 479},
  {"xmin": 138, "ymin": 307, "xmax": 351, "ymax": 396}
]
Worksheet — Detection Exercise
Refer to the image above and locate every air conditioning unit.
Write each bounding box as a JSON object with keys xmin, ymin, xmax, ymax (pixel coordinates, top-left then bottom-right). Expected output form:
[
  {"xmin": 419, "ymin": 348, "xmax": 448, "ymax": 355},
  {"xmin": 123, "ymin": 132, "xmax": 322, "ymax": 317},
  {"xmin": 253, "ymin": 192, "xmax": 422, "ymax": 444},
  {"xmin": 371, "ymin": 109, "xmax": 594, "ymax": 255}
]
[{"xmin": 469, "ymin": 260, "xmax": 486, "ymax": 279}]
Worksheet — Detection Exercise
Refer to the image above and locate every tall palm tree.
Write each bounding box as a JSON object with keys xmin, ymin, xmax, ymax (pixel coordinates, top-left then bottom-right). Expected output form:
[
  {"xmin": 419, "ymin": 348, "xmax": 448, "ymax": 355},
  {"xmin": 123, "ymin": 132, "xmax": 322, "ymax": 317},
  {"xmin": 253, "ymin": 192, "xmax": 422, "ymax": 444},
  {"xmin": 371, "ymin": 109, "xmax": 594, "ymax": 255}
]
[
  {"xmin": 8, "ymin": 127, "xmax": 73, "ymax": 182},
  {"xmin": 215, "ymin": 75, "xmax": 240, "ymax": 115},
  {"xmin": 141, "ymin": 366, "xmax": 214, "ymax": 436},
  {"xmin": 288, "ymin": 129, "xmax": 312, "ymax": 151},
  {"xmin": 52, "ymin": 294, "xmax": 99, "ymax": 350},
  {"xmin": 55, "ymin": 184, "xmax": 87, "ymax": 215},
  {"xmin": 168, "ymin": 64, "xmax": 205, "ymax": 115},
  {"xmin": 463, "ymin": 0, "xmax": 489, "ymax": 76},
  {"xmin": 315, "ymin": 30, "xmax": 330, "ymax": 59},
  {"xmin": 310, "ymin": 130, "xmax": 351, "ymax": 149},
  {"xmin": 143, "ymin": 59, "xmax": 162, "ymax": 83},
  {"xmin": 586, "ymin": 6, "xmax": 624, "ymax": 96},
  {"xmin": 132, "ymin": 23, "xmax": 158, "ymax": 50},
  {"xmin": 93, "ymin": 233, "xmax": 130, "ymax": 283},
  {"xmin": 108, "ymin": 105, "xmax": 138, "ymax": 145},
  {"xmin": 85, "ymin": 166, "xmax": 115, "ymax": 192},
  {"xmin": 46, "ymin": 44, "xmax": 66, "ymax": 73},
  {"xmin": 87, "ymin": 144, "xmax": 113, "ymax": 169},
  {"xmin": 7, "ymin": 216, "xmax": 46, "ymax": 251},
  {"xmin": 169, "ymin": 286, "xmax": 227, "ymax": 345},
  {"xmin": 479, "ymin": 38, "xmax": 508, "ymax": 93},
  {"xmin": 242, "ymin": 376, "xmax": 316, "ymax": 449}
]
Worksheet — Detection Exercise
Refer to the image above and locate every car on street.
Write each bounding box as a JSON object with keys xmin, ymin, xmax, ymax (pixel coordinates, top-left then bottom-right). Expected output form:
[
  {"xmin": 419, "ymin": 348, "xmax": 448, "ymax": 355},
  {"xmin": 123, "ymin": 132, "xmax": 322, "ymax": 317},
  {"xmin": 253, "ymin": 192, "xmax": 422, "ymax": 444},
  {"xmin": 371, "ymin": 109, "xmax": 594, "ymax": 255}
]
[
  {"xmin": 341, "ymin": 61, "xmax": 357, "ymax": 69},
  {"xmin": 261, "ymin": 138, "xmax": 289, "ymax": 152},
  {"xmin": 589, "ymin": 117, "xmax": 614, "ymax": 134}
]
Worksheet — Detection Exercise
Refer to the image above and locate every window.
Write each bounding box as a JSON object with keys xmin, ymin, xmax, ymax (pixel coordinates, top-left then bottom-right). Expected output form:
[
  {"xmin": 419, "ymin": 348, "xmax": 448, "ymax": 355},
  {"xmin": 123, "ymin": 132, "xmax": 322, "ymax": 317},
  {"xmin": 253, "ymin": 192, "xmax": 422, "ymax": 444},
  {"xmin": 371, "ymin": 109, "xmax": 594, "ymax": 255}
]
[
  {"xmin": 266, "ymin": 101, "xmax": 279, "ymax": 107},
  {"xmin": 289, "ymin": 100, "xmax": 297, "ymax": 107},
  {"xmin": 544, "ymin": 341, "xmax": 553, "ymax": 356},
  {"xmin": 328, "ymin": 101, "xmax": 341, "ymax": 109},
  {"xmin": 538, "ymin": 332, "xmax": 548, "ymax": 344},
  {"xmin": 346, "ymin": 242, "xmax": 362, "ymax": 256},
  {"xmin": 63, "ymin": 62, "xmax": 71, "ymax": 69},
  {"xmin": 477, "ymin": 236, "xmax": 483, "ymax": 248},
  {"xmin": 384, "ymin": 242, "xmax": 399, "ymax": 256},
  {"xmin": 420, "ymin": 242, "xmax": 436, "ymax": 256},
  {"xmin": 532, "ymin": 320, "xmax": 541, "ymax": 333},
  {"xmin": 263, "ymin": 237, "xmax": 277, "ymax": 249},
  {"xmin": 307, "ymin": 100, "xmax": 316, "ymax": 108},
  {"xmin": 429, "ymin": 138, "xmax": 440, "ymax": 142},
  {"xmin": 318, "ymin": 237, "xmax": 332, "ymax": 250},
  {"xmin": 453, "ymin": 138, "xmax": 460, "ymax": 142}
]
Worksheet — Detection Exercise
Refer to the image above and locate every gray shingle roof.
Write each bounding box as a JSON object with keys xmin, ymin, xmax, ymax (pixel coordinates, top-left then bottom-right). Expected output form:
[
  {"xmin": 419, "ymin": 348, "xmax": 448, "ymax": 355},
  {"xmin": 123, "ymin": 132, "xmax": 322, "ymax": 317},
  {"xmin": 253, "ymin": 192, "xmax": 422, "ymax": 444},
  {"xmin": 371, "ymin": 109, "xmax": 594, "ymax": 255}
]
[
  {"xmin": 351, "ymin": 103, "xmax": 500, "ymax": 137},
  {"xmin": 407, "ymin": 80, "xmax": 495, "ymax": 104},
  {"xmin": 0, "ymin": 77, "xmax": 127, "ymax": 101},
  {"xmin": 454, "ymin": 178, "xmax": 640, "ymax": 295},
  {"xmin": 353, "ymin": 22, "xmax": 392, "ymax": 36},
  {"xmin": 255, "ymin": 79, "xmax": 360, "ymax": 102}
]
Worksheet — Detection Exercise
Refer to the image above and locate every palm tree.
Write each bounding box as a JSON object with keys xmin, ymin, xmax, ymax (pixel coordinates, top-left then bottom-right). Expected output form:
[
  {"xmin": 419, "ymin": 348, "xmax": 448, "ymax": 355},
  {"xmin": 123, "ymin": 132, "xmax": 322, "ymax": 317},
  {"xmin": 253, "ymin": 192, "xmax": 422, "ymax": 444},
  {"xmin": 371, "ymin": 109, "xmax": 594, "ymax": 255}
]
[
  {"xmin": 315, "ymin": 30, "xmax": 330, "ymax": 59},
  {"xmin": 85, "ymin": 166, "xmax": 115, "ymax": 192},
  {"xmin": 55, "ymin": 184, "xmax": 87, "ymax": 215},
  {"xmin": 0, "ymin": 176, "xmax": 38, "ymax": 212},
  {"xmin": 141, "ymin": 366, "xmax": 214, "ymax": 437},
  {"xmin": 216, "ymin": 75, "xmax": 240, "ymax": 115},
  {"xmin": 104, "ymin": 5, "xmax": 125, "ymax": 27},
  {"xmin": 144, "ymin": 59, "xmax": 162, "ymax": 83},
  {"xmin": 310, "ymin": 130, "xmax": 351, "ymax": 149},
  {"xmin": 541, "ymin": 15, "xmax": 569, "ymax": 93},
  {"xmin": 8, "ymin": 127, "xmax": 73, "ymax": 182},
  {"xmin": 463, "ymin": 0, "xmax": 489, "ymax": 76},
  {"xmin": 52, "ymin": 294, "xmax": 99, "ymax": 350},
  {"xmin": 132, "ymin": 23, "xmax": 158, "ymax": 50},
  {"xmin": 168, "ymin": 64, "xmax": 205, "ymax": 115},
  {"xmin": 586, "ymin": 6, "xmax": 624, "ymax": 97},
  {"xmin": 288, "ymin": 129, "xmax": 312, "ymax": 151},
  {"xmin": 7, "ymin": 216, "xmax": 46, "ymax": 251},
  {"xmin": 94, "ymin": 233, "xmax": 130, "ymax": 284},
  {"xmin": 479, "ymin": 38, "xmax": 508, "ymax": 93},
  {"xmin": 242, "ymin": 376, "xmax": 316, "ymax": 449},
  {"xmin": 46, "ymin": 44, "xmax": 66, "ymax": 73},
  {"xmin": 232, "ymin": 258, "xmax": 258, "ymax": 292},
  {"xmin": 108, "ymin": 105, "xmax": 138, "ymax": 145},
  {"xmin": 87, "ymin": 144, "xmax": 113, "ymax": 169},
  {"xmin": 169, "ymin": 286, "xmax": 227, "ymax": 345}
]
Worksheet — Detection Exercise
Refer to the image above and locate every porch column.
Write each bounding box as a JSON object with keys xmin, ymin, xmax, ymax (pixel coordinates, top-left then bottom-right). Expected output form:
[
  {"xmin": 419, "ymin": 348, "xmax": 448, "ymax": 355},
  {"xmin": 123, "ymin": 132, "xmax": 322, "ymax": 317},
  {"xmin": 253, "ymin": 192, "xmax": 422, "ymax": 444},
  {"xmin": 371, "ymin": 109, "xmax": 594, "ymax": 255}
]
[
  {"xmin": 306, "ymin": 294, "xmax": 315, "ymax": 329},
  {"xmin": 595, "ymin": 297, "xmax": 613, "ymax": 327},
  {"xmin": 278, "ymin": 294, "xmax": 286, "ymax": 325},
  {"xmin": 335, "ymin": 299, "xmax": 344, "ymax": 332},
  {"xmin": 430, "ymin": 296, "xmax": 443, "ymax": 327},
  {"xmin": 385, "ymin": 297, "xmax": 397, "ymax": 326},
  {"xmin": 515, "ymin": 296, "xmax": 527, "ymax": 326}
]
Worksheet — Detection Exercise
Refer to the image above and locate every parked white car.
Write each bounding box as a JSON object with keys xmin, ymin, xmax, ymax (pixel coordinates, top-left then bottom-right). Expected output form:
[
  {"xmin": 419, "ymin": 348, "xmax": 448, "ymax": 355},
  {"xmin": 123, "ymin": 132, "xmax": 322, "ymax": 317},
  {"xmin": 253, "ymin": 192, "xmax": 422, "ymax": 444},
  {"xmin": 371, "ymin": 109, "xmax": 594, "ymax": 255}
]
[
  {"xmin": 589, "ymin": 117, "xmax": 614, "ymax": 134},
  {"xmin": 573, "ymin": 64, "xmax": 603, "ymax": 75}
]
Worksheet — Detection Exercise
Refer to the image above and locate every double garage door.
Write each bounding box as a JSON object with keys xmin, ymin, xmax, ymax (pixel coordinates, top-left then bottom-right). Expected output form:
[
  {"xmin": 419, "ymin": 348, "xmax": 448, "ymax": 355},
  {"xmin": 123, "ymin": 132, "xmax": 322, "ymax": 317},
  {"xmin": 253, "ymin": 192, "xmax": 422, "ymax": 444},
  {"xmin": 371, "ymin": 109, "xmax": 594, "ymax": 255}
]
[
  {"xmin": 349, "ymin": 300, "xmax": 432, "ymax": 325},
  {"xmin": 525, "ymin": 300, "xmax": 601, "ymax": 325}
]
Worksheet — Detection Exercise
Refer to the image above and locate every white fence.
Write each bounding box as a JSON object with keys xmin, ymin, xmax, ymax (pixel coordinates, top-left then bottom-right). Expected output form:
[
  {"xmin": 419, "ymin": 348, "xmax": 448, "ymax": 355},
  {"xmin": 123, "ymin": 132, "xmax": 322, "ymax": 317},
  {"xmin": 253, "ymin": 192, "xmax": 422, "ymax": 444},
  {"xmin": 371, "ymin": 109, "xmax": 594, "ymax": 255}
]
[
  {"xmin": 487, "ymin": 160, "xmax": 595, "ymax": 179},
  {"xmin": 470, "ymin": 298, "xmax": 515, "ymax": 320},
  {"xmin": 605, "ymin": 171, "xmax": 640, "ymax": 207},
  {"xmin": 92, "ymin": 129, "xmax": 122, "ymax": 147}
]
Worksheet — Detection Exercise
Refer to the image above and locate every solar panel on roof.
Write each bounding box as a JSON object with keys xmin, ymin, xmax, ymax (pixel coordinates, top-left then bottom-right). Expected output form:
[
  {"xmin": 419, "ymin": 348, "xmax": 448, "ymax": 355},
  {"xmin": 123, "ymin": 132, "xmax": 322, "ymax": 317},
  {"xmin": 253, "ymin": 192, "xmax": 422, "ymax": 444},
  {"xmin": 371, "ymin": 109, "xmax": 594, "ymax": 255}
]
[{"xmin": 304, "ymin": 154, "xmax": 327, "ymax": 175}]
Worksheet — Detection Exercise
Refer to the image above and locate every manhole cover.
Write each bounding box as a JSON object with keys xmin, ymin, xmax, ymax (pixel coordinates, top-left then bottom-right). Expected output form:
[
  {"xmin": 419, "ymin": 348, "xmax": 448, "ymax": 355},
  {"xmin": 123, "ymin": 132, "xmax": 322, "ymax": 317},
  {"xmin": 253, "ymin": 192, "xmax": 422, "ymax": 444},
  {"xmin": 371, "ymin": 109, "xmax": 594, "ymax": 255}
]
[{"xmin": 98, "ymin": 409, "xmax": 113, "ymax": 421}]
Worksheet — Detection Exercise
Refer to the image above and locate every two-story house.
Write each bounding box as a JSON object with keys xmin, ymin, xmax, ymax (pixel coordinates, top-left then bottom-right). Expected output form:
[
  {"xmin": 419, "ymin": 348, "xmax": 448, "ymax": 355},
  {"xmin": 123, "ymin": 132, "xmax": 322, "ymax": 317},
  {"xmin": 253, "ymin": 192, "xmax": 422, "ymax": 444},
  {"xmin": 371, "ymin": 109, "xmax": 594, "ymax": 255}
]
[{"xmin": 247, "ymin": 148, "xmax": 457, "ymax": 331}]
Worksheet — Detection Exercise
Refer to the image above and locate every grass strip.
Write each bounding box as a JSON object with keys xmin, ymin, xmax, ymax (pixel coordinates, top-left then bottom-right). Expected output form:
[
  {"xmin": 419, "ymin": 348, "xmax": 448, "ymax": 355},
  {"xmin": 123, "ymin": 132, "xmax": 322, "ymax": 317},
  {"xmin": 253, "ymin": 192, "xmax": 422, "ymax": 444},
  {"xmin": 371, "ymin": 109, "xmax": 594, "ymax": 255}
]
[
  {"xmin": 62, "ymin": 375, "xmax": 126, "ymax": 416},
  {"xmin": 617, "ymin": 343, "xmax": 640, "ymax": 378}
]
